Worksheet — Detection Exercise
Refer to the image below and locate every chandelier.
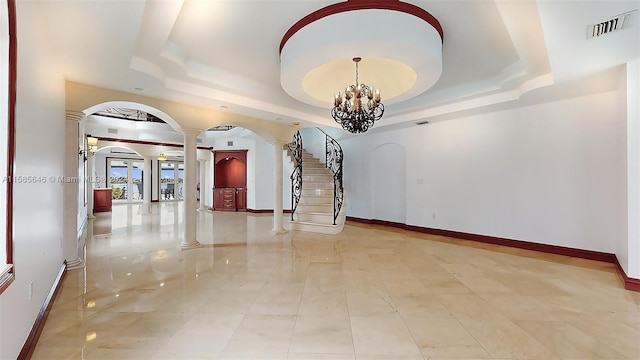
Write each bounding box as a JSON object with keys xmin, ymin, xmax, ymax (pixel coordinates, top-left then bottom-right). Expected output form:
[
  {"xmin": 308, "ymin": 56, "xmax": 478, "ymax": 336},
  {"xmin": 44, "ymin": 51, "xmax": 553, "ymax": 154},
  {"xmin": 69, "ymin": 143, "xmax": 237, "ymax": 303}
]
[{"xmin": 331, "ymin": 57, "xmax": 384, "ymax": 134}]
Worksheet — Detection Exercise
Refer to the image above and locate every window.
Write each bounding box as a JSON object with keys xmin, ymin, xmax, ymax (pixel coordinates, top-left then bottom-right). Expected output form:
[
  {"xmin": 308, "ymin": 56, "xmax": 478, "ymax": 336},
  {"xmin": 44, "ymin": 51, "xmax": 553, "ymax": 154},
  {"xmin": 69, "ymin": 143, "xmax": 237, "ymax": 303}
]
[{"xmin": 0, "ymin": 0, "xmax": 16, "ymax": 294}]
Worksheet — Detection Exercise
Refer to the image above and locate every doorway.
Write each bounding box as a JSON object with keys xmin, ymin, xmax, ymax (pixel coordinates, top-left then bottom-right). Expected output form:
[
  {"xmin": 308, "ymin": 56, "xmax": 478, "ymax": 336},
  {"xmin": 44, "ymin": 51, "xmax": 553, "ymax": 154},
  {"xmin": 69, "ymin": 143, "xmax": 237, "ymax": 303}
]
[
  {"xmin": 107, "ymin": 159, "xmax": 144, "ymax": 203},
  {"xmin": 159, "ymin": 161, "xmax": 184, "ymax": 201}
]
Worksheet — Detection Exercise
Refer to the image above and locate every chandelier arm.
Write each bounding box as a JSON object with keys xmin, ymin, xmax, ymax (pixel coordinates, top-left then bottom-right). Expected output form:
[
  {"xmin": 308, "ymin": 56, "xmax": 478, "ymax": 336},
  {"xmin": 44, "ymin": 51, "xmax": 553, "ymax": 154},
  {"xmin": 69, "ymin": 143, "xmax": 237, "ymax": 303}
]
[{"xmin": 330, "ymin": 57, "xmax": 383, "ymax": 134}]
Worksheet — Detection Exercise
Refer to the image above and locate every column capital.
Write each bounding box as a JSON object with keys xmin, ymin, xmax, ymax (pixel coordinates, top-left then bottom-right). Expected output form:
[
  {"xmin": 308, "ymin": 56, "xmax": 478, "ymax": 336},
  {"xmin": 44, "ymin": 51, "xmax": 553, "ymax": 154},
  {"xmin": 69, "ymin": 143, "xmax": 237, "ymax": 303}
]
[
  {"xmin": 65, "ymin": 110, "xmax": 85, "ymax": 123},
  {"xmin": 181, "ymin": 128, "xmax": 204, "ymax": 137},
  {"xmin": 269, "ymin": 140, "xmax": 288, "ymax": 149}
]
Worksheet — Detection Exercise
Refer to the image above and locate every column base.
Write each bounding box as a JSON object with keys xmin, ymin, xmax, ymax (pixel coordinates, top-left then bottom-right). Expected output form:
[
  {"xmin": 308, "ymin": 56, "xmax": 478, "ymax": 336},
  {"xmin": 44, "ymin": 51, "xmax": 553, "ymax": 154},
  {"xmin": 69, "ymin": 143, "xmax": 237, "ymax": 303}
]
[
  {"xmin": 270, "ymin": 228, "xmax": 288, "ymax": 235},
  {"xmin": 66, "ymin": 258, "xmax": 84, "ymax": 270},
  {"xmin": 180, "ymin": 241, "xmax": 202, "ymax": 250}
]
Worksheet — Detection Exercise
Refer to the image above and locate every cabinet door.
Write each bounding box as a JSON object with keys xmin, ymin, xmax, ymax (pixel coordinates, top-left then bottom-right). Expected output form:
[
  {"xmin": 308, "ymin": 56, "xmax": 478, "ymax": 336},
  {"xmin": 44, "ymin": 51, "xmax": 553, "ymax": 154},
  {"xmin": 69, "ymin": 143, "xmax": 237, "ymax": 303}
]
[
  {"xmin": 213, "ymin": 189, "xmax": 224, "ymax": 210},
  {"xmin": 94, "ymin": 189, "xmax": 113, "ymax": 212},
  {"xmin": 236, "ymin": 189, "xmax": 247, "ymax": 211}
]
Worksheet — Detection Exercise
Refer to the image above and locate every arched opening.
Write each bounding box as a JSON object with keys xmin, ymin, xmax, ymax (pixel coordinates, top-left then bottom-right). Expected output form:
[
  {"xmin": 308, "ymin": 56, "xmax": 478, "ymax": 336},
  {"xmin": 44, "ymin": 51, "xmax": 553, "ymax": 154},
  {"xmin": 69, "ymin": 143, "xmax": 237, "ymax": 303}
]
[
  {"xmin": 84, "ymin": 101, "xmax": 181, "ymax": 132},
  {"xmin": 212, "ymin": 150, "xmax": 247, "ymax": 211}
]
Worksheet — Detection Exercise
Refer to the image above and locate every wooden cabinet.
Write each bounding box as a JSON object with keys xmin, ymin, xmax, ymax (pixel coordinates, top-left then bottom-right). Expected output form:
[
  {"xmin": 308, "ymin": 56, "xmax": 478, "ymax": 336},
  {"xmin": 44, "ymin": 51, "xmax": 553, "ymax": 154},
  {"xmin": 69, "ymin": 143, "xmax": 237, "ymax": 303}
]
[
  {"xmin": 222, "ymin": 188, "xmax": 236, "ymax": 211},
  {"xmin": 213, "ymin": 188, "xmax": 224, "ymax": 210},
  {"xmin": 213, "ymin": 187, "xmax": 246, "ymax": 211},
  {"xmin": 93, "ymin": 188, "xmax": 112, "ymax": 212},
  {"xmin": 213, "ymin": 150, "xmax": 248, "ymax": 212},
  {"xmin": 236, "ymin": 188, "xmax": 246, "ymax": 211}
]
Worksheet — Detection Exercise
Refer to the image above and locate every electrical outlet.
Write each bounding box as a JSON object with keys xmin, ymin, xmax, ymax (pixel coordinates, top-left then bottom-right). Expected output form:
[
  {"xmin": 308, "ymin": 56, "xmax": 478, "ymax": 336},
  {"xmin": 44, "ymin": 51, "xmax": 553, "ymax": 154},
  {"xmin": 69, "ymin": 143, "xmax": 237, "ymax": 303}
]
[{"xmin": 28, "ymin": 282, "xmax": 33, "ymax": 300}]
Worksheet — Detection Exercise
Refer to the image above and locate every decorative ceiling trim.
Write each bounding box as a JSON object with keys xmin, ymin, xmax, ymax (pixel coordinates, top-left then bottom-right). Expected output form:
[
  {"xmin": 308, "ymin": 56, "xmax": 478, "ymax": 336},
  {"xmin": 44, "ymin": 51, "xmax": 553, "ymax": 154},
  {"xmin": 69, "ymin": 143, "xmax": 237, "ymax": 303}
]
[{"xmin": 279, "ymin": 0, "xmax": 443, "ymax": 54}]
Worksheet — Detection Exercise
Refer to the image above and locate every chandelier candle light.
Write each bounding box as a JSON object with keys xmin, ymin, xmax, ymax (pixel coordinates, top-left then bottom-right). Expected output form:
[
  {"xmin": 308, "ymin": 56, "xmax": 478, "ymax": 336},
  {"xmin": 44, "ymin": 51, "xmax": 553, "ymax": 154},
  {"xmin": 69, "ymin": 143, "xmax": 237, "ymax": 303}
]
[{"xmin": 331, "ymin": 57, "xmax": 384, "ymax": 133}]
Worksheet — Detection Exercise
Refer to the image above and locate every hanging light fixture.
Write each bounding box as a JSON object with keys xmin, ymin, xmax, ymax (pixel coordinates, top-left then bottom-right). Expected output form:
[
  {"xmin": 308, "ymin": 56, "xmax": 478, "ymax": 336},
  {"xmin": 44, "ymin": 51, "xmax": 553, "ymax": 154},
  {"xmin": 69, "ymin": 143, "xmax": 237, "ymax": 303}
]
[
  {"xmin": 157, "ymin": 154, "xmax": 167, "ymax": 161},
  {"xmin": 87, "ymin": 137, "xmax": 98, "ymax": 154},
  {"xmin": 331, "ymin": 57, "xmax": 384, "ymax": 134}
]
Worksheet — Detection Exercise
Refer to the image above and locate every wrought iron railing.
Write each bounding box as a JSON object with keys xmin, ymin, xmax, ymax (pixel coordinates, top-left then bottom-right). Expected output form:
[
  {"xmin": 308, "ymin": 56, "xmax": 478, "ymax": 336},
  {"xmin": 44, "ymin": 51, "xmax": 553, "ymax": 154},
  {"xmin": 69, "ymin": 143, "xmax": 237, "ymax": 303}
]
[
  {"xmin": 317, "ymin": 128, "xmax": 344, "ymax": 225},
  {"xmin": 287, "ymin": 131, "xmax": 303, "ymax": 221}
]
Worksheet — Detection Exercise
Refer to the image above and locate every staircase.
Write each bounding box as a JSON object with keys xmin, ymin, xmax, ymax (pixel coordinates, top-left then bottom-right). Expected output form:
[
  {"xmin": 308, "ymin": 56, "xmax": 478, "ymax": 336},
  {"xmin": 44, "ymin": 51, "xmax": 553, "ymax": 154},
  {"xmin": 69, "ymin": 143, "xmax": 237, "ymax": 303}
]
[{"xmin": 286, "ymin": 145, "xmax": 346, "ymax": 234}]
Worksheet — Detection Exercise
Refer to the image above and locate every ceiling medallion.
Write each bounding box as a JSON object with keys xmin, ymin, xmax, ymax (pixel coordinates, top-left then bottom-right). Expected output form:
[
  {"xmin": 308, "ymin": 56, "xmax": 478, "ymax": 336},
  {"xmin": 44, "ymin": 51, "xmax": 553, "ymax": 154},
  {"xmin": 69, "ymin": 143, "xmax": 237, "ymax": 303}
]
[{"xmin": 331, "ymin": 57, "xmax": 383, "ymax": 133}]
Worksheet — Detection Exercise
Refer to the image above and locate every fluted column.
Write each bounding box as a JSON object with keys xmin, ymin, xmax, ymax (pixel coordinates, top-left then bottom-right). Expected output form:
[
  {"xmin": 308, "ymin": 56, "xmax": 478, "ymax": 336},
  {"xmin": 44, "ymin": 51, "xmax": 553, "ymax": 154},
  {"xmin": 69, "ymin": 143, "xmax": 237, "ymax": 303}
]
[
  {"xmin": 86, "ymin": 153, "xmax": 95, "ymax": 219},
  {"xmin": 198, "ymin": 159, "xmax": 207, "ymax": 210},
  {"xmin": 182, "ymin": 128, "xmax": 201, "ymax": 249},
  {"xmin": 142, "ymin": 156, "xmax": 151, "ymax": 214},
  {"xmin": 271, "ymin": 141, "xmax": 287, "ymax": 234},
  {"xmin": 64, "ymin": 110, "xmax": 84, "ymax": 269}
]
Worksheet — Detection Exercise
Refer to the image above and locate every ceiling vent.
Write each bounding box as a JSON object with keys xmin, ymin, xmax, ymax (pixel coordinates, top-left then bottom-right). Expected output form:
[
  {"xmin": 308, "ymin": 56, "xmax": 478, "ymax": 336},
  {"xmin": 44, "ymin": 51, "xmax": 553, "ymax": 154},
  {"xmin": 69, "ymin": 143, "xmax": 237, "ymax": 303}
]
[
  {"xmin": 227, "ymin": 141, "xmax": 234, "ymax": 146},
  {"xmin": 416, "ymin": 120, "xmax": 430, "ymax": 125},
  {"xmin": 107, "ymin": 128, "xmax": 118, "ymax": 134},
  {"xmin": 588, "ymin": 12, "xmax": 631, "ymax": 38}
]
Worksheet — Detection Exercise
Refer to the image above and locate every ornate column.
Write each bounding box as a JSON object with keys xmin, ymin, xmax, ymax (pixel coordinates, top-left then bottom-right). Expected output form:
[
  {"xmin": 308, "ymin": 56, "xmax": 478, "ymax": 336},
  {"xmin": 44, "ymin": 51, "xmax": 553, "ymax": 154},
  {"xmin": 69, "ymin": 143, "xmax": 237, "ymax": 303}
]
[
  {"xmin": 64, "ymin": 110, "xmax": 84, "ymax": 269},
  {"xmin": 182, "ymin": 128, "xmax": 201, "ymax": 249},
  {"xmin": 142, "ymin": 156, "xmax": 151, "ymax": 214},
  {"xmin": 271, "ymin": 141, "xmax": 287, "ymax": 234},
  {"xmin": 198, "ymin": 158, "xmax": 207, "ymax": 211}
]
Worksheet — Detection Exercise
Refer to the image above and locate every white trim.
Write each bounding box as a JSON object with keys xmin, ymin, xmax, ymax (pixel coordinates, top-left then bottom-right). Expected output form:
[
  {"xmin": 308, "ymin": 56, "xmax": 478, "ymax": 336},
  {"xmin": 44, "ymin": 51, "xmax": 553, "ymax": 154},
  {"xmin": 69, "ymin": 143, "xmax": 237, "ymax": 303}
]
[{"xmin": 0, "ymin": 263, "xmax": 13, "ymax": 286}]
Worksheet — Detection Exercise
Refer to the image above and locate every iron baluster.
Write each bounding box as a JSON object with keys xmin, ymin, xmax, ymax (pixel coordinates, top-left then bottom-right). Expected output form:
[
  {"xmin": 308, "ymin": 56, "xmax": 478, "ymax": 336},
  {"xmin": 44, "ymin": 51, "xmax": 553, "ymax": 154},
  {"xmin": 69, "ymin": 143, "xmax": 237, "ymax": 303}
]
[{"xmin": 287, "ymin": 131, "xmax": 303, "ymax": 221}]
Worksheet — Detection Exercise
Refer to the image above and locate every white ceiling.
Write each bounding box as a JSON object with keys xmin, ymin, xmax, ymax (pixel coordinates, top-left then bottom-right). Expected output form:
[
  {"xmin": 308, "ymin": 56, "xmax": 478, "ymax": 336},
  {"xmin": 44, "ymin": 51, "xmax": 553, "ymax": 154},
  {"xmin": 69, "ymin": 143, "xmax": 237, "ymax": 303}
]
[{"xmin": 20, "ymin": 0, "xmax": 639, "ymax": 134}]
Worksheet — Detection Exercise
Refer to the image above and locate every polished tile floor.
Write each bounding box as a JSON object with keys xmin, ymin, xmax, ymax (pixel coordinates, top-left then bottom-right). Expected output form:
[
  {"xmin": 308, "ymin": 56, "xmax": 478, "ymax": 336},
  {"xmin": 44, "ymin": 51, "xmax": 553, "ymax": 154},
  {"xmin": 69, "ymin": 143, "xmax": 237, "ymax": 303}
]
[{"xmin": 31, "ymin": 203, "xmax": 640, "ymax": 360}]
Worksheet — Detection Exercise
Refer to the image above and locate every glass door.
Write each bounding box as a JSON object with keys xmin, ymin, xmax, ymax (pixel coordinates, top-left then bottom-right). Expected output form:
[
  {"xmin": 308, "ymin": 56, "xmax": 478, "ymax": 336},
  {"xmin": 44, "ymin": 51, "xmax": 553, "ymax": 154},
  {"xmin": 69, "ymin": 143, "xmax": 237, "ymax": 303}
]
[
  {"xmin": 176, "ymin": 163, "xmax": 184, "ymax": 201},
  {"xmin": 109, "ymin": 160, "xmax": 129, "ymax": 202},
  {"xmin": 108, "ymin": 159, "xmax": 144, "ymax": 203},
  {"xmin": 131, "ymin": 161, "xmax": 144, "ymax": 201},
  {"xmin": 159, "ymin": 161, "xmax": 184, "ymax": 201},
  {"xmin": 160, "ymin": 162, "xmax": 175, "ymax": 200}
]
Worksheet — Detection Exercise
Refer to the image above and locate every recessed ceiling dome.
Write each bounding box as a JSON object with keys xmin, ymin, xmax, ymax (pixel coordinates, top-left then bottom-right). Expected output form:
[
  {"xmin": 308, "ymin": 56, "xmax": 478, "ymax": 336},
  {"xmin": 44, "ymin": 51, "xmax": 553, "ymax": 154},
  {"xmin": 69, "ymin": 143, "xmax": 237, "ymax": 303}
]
[{"xmin": 280, "ymin": 0, "xmax": 443, "ymax": 109}]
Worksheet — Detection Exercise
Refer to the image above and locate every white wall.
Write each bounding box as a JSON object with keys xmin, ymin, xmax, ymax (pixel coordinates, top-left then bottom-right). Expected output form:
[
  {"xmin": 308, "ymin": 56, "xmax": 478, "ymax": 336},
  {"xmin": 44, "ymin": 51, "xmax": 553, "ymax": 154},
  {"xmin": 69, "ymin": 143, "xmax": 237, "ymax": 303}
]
[
  {"xmin": 300, "ymin": 127, "xmax": 327, "ymax": 165},
  {"xmin": 617, "ymin": 64, "xmax": 630, "ymax": 275},
  {"xmin": 624, "ymin": 60, "xmax": 640, "ymax": 278},
  {"xmin": 252, "ymin": 136, "xmax": 275, "ymax": 210},
  {"xmin": 342, "ymin": 90, "xmax": 621, "ymax": 253},
  {"xmin": 0, "ymin": 2, "xmax": 66, "ymax": 358},
  {"xmin": 372, "ymin": 143, "xmax": 406, "ymax": 223}
]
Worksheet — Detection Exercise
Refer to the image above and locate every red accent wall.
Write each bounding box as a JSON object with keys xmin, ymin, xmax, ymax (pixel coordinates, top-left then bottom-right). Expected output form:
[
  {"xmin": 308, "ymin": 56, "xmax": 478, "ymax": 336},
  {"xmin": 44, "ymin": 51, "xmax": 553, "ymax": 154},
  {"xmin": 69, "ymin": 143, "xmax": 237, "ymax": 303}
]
[{"xmin": 213, "ymin": 150, "xmax": 247, "ymax": 188}]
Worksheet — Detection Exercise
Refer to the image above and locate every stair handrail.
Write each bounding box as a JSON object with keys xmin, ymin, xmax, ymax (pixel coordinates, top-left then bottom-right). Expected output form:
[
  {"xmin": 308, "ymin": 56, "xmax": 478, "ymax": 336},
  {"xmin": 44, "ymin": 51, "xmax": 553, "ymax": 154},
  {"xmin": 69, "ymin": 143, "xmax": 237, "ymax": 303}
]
[
  {"xmin": 287, "ymin": 131, "xmax": 303, "ymax": 221},
  {"xmin": 316, "ymin": 128, "xmax": 343, "ymax": 225}
]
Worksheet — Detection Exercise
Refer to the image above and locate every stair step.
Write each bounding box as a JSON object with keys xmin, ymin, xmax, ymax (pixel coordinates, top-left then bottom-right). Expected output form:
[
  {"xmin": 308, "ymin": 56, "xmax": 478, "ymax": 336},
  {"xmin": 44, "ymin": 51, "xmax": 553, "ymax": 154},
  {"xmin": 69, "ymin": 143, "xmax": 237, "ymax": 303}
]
[
  {"xmin": 302, "ymin": 189, "xmax": 334, "ymax": 196},
  {"xmin": 294, "ymin": 212, "xmax": 335, "ymax": 223},
  {"xmin": 296, "ymin": 204, "xmax": 333, "ymax": 212},
  {"xmin": 299, "ymin": 197, "xmax": 333, "ymax": 205},
  {"xmin": 302, "ymin": 176, "xmax": 333, "ymax": 182},
  {"xmin": 286, "ymin": 219, "xmax": 344, "ymax": 234}
]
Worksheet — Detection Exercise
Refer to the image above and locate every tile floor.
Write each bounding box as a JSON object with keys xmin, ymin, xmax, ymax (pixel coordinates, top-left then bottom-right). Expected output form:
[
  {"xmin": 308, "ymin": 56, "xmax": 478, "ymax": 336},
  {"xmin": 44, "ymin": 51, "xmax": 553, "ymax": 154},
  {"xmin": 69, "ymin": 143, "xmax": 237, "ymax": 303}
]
[{"xmin": 30, "ymin": 203, "xmax": 640, "ymax": 360}]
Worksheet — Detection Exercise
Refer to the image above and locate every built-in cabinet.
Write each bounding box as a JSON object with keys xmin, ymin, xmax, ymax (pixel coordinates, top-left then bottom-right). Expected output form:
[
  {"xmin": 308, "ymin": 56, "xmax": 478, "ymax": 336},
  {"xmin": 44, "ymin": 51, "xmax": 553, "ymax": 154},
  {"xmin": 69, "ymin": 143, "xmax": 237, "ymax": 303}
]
[
  {"xmin": 93, "ymin": 188, "xmax": 112, "ymax": 212},
  {"xmin": 212, "ymin": 150, "xmax": 247, "ymax": 211}
]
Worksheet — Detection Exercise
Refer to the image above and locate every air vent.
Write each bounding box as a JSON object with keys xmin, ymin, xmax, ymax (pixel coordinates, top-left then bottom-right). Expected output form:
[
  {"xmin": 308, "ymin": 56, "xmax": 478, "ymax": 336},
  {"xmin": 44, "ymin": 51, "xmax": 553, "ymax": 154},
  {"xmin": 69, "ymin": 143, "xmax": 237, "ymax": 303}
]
[
  {"xmin": 227, "ymin": 141, "xmax": 234, "ymax": 146},
  {"xmin": 107, "ymin": 128, "xmax": 118, "ymax": 134},
  {"xmin": 416, "ymin": 120, "xmax": 430, "ymax": 125},
  {"xmin": 588, "ymin": 12, "xmax": 631, "ymax": 38}
]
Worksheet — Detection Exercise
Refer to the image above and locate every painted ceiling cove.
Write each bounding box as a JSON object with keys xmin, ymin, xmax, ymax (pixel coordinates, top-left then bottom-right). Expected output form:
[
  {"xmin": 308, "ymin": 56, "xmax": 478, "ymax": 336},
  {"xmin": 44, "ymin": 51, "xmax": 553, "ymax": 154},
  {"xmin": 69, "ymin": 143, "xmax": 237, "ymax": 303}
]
[{"xmin": 24, "ymin": 0, "xmax": 639, "ymax": 136}]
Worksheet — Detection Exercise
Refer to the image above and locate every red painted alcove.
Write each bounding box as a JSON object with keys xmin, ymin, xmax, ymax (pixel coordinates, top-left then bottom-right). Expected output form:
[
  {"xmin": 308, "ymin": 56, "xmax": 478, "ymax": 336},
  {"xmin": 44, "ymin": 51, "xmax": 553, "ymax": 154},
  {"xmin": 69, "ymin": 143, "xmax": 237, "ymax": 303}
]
[{"xmin": 213, "ymin": 150, "xmax": 247, "ymax": 188}]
